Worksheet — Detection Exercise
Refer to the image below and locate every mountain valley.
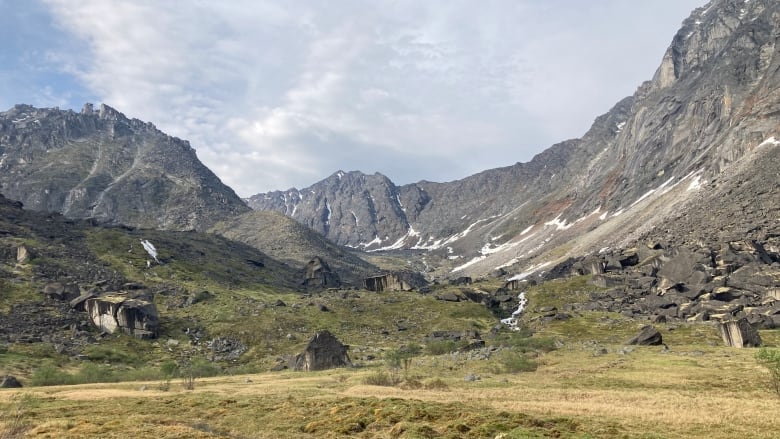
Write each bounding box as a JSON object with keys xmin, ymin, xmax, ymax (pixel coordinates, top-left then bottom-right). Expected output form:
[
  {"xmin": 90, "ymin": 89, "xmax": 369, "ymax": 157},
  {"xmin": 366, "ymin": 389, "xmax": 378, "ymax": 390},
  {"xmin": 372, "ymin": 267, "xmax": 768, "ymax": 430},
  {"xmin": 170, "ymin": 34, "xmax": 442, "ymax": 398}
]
[{"xmin": 1, "ymin": 1, "xmax": 780, "ymax": 437}]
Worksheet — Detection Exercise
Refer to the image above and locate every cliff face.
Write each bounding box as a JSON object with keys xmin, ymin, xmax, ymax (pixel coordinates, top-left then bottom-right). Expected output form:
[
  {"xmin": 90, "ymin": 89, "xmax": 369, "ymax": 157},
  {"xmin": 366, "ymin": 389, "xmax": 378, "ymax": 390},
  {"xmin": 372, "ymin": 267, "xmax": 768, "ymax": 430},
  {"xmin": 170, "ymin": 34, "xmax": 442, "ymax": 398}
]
[
  {"xmin": 247, "ymin": 0, "xmax": 780, "ymax": 276},
  {"xmin": 0, "ymin": 103, "xmax": 249, "ymax": 231}
]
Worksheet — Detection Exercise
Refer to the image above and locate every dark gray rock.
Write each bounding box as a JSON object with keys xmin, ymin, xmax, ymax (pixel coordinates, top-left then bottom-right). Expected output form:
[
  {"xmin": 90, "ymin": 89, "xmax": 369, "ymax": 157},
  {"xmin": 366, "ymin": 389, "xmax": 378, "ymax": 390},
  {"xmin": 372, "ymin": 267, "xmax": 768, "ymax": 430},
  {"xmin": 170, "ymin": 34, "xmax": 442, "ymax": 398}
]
[
  {"xmin": 626, "ymin": 325, "xmax": 663, "ymax": 346},
  {"xmin": 302, "ymin": 256, "xmax": 340, "ymax": 288},
  {"xmin": 293, "ymin": 330, "xmax": 351, "ymax": 371},
  {"xmin": 0, "ymin": 375, "xmax": 22, "ymax": 388}
]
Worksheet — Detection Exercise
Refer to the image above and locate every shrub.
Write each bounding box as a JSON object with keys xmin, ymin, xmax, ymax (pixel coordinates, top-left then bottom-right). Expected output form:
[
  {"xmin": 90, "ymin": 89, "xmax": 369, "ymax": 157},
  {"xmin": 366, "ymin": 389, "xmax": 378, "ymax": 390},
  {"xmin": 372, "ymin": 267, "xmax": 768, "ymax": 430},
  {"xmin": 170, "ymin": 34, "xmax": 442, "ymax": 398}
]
[
  {"xmin": 30, "ymin": 364, "xmax": 72, "ymax": 386},
  {"xmin": 499, "ymin": 351, "xmax": 538, "ymax": 374},
  {"xmin": 426, "ymin": 340, "xmax": 461, "ymax": 355},
  {"xmin": 424, "ymin": 378, "xmax": 450, "ymax": 391},
  {"xmin": 362, "ymin": 370, "xmax": 397, "ymax": 386},
  {"xmin": 82, "ymin": 346, "xmax": 136, "ymax": 365},
  {"xmin": 75, "ymin": 363, "xmax": 117, "ymax": 384},
  {"xmin": 159, "ymin": 361, "xmax": 180, "ymax": 379},
  {"xmin": 756, "ymin": 348, "xmax": 780, "ymax": 397}
]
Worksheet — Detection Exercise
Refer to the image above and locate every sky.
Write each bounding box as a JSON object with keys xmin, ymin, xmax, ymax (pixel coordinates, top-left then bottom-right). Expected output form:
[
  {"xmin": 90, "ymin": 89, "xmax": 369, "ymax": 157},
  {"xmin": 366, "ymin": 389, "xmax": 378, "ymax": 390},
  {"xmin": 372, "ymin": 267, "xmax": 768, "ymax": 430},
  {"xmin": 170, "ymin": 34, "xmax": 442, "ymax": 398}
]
[{"xmin": 1, "ymin": 0, "xmax": 705, "ymax": 197}]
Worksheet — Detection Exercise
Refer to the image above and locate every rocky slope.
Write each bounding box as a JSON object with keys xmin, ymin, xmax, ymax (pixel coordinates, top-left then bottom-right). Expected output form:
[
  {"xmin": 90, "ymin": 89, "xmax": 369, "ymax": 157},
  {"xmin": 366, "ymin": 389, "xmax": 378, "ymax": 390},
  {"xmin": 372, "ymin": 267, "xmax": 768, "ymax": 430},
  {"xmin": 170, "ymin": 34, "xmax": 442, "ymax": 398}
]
[
  {"xmin": 0, "ymin": 103, "xmax": 249, "ymax": 231},
  {"xmin": 210, "ymin": 210, "xmax": 379, "ymax": 287},
  {"xmin": 248, "ymin": 0, "xmax": 780, "ymax": 279},
  {"xmin": 0, "ymin": 191, "xmax": 300, "ymax": 355}
]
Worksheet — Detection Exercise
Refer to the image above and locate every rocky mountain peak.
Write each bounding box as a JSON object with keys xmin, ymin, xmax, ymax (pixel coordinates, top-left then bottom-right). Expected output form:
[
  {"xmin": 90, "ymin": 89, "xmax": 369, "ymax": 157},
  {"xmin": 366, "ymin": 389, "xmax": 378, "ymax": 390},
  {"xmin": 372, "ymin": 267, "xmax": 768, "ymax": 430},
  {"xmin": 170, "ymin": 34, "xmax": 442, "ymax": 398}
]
[
  {"xmin": 0, "ymin": 104, "xmax": 249, "ymax": 230},
  {"xmin": 247, "ymin": 0, "xmax": 780, "ymax": 279}
]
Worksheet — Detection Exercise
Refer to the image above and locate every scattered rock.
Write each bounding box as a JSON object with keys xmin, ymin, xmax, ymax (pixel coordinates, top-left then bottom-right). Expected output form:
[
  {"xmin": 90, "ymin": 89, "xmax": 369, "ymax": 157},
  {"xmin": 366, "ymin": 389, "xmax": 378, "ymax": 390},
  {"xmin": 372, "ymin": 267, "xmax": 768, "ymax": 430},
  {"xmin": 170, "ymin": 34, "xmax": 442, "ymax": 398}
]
[
  {"xmin": 626, "ymin": 325, "xmax": 663, "ymax": 346},
  {"xmin": 0, "ymin": 375, "xmax": 22, "ymax": 388},
  {"xmin": 717, "ymin": 318, "xmax": 762, "ymax": 348},
  {"xmin": 464, "ymin": 373, "xmax": 481, "ymax": 382}
]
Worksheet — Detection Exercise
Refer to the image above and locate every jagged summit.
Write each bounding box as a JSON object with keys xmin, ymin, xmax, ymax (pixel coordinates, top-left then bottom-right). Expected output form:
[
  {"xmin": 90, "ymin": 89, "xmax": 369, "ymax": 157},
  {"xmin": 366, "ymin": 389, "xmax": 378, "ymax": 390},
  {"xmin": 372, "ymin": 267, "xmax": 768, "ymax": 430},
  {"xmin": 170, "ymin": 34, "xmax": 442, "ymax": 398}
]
[
  {"xmin": 247, "ymin": 0, "xmax": 780, "ymax": 277},
  {"xmin": 0, "ymin": 103, "xmax": 249, "ymax": 231}
]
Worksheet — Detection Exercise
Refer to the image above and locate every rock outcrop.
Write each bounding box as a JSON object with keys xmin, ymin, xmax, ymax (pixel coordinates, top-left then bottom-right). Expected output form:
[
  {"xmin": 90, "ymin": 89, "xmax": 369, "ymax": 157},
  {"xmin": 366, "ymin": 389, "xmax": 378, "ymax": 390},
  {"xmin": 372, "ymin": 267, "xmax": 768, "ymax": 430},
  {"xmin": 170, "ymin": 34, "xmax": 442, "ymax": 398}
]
[
  {"xmin": 85, "ymin": 292, "xmax": 159, "ymax": 339},
  {"xmin": 718, "ymin": 318, "xmax": 762, "ymax": 348},
  {"xmin": 302, "ymin": 256, "xmax": 340, "ymax": 288},
  {"xmin": 364, "ymin": 272, "xmax": 427, "ymax": 292},
  {"xmin": 293, "ymin": 330, "xmax": 351, "ymax": 371}
]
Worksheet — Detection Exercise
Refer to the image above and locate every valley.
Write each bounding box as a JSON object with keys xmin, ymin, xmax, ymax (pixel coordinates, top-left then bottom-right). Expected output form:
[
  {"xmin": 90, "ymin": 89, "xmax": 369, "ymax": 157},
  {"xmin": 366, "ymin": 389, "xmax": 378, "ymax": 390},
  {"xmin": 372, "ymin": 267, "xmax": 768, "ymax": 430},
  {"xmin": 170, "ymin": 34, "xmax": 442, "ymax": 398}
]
[{"xmin": 2, "ymin": 0, "xmax": 780, "ymax": 438}]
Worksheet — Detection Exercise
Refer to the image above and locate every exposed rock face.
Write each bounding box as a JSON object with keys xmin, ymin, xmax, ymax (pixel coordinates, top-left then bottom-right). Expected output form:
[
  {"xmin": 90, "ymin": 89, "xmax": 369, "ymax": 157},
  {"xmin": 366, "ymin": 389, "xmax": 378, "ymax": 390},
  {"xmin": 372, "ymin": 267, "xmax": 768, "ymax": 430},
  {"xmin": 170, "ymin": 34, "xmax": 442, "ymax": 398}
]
[
  {"xmin": 718, "ymin": 318, "xmax": 762, "ymax": 348},
  {"xmin": 85, "ymin": 292, "xmax": 159, "ymax": 339},
  {"xmin": 16, "ymin": 244, "xmax": 30, "ymax": 263},
  {"xmin": 0, "ymin": 103, "xmax": 249, "ymax": 230},
  {"xmin": 302, "ymin": 256, "xmax": 340, "ymax": 288},
  {"xmin": 248, "ymin": 0, "xmax": 780, "ymax": 279},
  {"xmin": 293, "ymin": 330, "xmax": 351, "ymax": 371},
  {"xmin": 364, "ymin": 272, "xmax": 427, "ymax": 292}
]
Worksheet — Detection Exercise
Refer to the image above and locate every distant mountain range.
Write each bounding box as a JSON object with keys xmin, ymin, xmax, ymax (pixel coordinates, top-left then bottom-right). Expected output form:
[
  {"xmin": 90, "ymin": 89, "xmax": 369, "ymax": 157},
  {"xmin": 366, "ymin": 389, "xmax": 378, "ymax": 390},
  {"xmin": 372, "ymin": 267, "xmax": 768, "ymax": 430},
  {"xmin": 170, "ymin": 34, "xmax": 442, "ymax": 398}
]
[
  {"xmin": 248, "ymin": 0, "xmax": 780, "ymax": 277},
  {"xmin": 1, "ymin": 0, "xmax": 778, "ymax": 283}
]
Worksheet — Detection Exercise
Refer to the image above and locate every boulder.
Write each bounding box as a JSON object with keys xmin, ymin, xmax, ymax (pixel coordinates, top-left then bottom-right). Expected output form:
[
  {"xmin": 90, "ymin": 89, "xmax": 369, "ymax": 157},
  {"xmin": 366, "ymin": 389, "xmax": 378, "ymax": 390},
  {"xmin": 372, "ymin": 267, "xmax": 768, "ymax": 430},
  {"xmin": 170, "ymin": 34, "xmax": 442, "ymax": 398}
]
[
  {"xmin": 450, "ymin": 276, "xmax": 472, "ymax": 286},
  {"xmin": 85, "ymin": 293, "xmax": 159, "ymax": 339},
  {"xmin": 0, "ymin": 375, "xmax": 22, "ymax": 388},
  {"xmin": 16, "ymin": 244, "xmax": 31, "ymax": 263},
  {"xmin": 293, "ymin": 330, "xmax": 351, "ymax": 371},
  {"xmin": 364, "ymin": 271, "xmax": 426, "ymax": 292},
  {"xmin": 42, "ymin": 282, "xmax": 79, "ymax": 301},
  {"xmin": 302, "ymin": 256, "xmax": 340, "ymax": 288},
  {"xmin": 626, "ymin": 325, "xmax": 663, "ymax": 346},
  {"xmin": 657, "ymin": 248, "xmax": 711, "ymax": 290},
  {"xmin": 717, "ymin": 318, "xmax": 762, "ymax": 348},
  {"xmin": 436, "ymin": 292, "xmax": 461, "ymax": 302}
]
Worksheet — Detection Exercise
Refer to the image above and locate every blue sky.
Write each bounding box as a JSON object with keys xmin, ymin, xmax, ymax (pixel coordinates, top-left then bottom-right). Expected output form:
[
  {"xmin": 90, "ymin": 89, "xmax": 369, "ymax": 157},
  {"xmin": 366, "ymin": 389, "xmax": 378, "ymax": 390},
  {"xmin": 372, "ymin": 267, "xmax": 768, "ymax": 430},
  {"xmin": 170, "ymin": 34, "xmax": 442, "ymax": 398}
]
[{"xmin": 1, "ymin": 0, "xmax": 705, "ymax": 196}]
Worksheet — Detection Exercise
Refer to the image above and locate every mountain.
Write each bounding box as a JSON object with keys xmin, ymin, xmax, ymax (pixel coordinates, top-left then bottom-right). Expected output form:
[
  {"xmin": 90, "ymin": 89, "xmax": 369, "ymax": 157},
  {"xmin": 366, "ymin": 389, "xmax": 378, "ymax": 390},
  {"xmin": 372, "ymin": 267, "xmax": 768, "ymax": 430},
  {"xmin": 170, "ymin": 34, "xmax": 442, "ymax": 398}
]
[
  {"xmin": 209, "ymin": 210, "xmax": 379, "ymax": 287},
  {"xmin": 0, "ymin": 103, "xmax": 249, "ymax": 231},
  {"xmin": 247, "ymin": 0, "xmax": 780, "ymax": 277}
]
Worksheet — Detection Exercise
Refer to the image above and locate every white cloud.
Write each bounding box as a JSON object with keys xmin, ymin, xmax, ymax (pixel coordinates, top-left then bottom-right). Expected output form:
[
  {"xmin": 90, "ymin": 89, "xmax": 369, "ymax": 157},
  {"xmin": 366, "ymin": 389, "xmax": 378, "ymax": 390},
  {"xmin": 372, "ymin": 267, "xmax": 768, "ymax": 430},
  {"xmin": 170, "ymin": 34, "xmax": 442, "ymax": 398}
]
[{"xmin": 38, "ymin": 0, "xmax": 704, "ymax": 196}]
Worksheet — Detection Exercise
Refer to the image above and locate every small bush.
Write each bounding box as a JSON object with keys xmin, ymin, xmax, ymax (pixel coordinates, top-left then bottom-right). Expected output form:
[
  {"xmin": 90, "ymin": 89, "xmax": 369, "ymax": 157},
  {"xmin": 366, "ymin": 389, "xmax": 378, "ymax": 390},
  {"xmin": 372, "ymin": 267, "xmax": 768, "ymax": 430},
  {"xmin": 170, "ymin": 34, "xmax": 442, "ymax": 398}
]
[
  {"xmin": 159, "ymin": 361, "xmax": 180, "ymax": 379},
  {"xmin": 426, "ymin": 340, "xmax": 461, "ymax": 355},
  {"xmin": 182, "ymin": 374, "xmax": 196, "ymax": 391},
  {"xmin": 499, "ymin": 351, "xmax": 538, "ymax": 374},
  {"xmin": 362, "ymin": 370, "xmax": 397, "ymax": 387},
  {"xmin": 83, "ymin": 346, "xmax": 136, "ymax": 365},
  {"xmin": 30, "ymin": 364, "xmax": 73, "ymax": 386},
  {"xmin": 75, "ymin": 363, "xmax": 117, "ymax": 384},
  {"xmin": 424, "ymin": 378, "xmax": 450, "ymax": 391},
  {"xmin": 188, "ymin": 358, "xmax": 220, "ymax": 378},
  {"xmin": 756, "ymin": 348, "xmax": 780, "ymax": 397}
]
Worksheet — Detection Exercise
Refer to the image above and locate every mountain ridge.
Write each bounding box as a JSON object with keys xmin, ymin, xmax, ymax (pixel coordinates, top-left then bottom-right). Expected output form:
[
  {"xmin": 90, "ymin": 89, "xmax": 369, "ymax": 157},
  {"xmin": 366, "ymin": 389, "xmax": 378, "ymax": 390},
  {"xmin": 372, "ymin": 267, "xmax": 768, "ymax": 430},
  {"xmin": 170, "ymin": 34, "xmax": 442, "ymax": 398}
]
[
  {"xmin": 247, "ymin": 0, "xmax": 780, "ymax": 278},
  {"xmin": 0, "ymin": 103, "xmax": 249, "ymax": 231}
]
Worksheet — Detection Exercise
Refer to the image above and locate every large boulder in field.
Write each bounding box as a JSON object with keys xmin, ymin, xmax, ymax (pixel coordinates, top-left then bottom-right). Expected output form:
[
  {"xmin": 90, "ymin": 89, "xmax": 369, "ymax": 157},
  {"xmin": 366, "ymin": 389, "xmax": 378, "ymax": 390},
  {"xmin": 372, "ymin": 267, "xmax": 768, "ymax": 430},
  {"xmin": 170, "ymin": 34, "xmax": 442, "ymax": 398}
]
[
  {"xmin": 302, "ymin": 256, "xmax": 340, "ymax": 288},
  {"xmin": 85, "ymin": 292, "xmax": 159, "ymax": 339},
  {"xmin": 0, "ymin": 375, "xmax": 22, "ymax": 388},
  {"xmin": 717, "ymin": 318, "xmax": 761, "ymax": 348},
  {"xmin": 293, "ymin": 330, "xmax": 351, "ymax": 371},
  {"xmin": 364, "ymin": 271, "xmax": 427, "ymax": 292},
  {"xmin": 626, "ymin": 325, "xmax": 663, "ymax": 346}
]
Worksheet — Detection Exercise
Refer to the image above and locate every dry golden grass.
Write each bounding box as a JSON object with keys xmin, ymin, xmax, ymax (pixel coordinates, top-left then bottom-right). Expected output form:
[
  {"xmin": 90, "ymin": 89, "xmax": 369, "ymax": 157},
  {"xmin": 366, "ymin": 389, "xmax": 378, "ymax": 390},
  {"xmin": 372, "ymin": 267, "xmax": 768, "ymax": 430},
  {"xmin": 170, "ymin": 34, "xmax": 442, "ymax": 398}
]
[{"xmin": 2, "ymin": 342, "xmax": 779, "ymax": 439}]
